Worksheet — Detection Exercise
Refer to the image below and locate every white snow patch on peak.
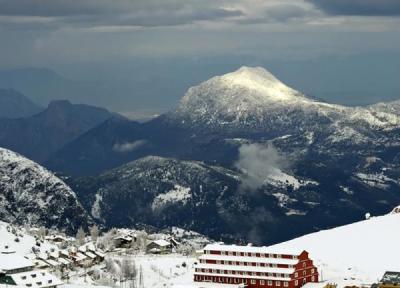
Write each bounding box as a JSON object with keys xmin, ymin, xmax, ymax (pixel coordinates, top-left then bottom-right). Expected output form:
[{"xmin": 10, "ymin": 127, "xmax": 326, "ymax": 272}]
[
  {"xmin": 179, "ymin": 66, "xmax": 307, "ymax": 108},
  {"xmin": 219, "ymin": 66, "xmax": 302, "ymax": 101}
]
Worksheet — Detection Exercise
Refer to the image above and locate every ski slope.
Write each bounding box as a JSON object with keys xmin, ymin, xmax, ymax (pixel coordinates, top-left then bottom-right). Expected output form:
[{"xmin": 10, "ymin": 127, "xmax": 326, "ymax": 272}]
[{"xmin": 271, "ymin": 212, "xmax": 400, "ymax": 285}]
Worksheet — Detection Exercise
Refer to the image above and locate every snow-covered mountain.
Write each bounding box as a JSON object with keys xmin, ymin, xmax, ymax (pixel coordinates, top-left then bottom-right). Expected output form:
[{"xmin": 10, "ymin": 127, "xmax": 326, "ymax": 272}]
[
  {"xmin": 44, "ymin": 66, "xmax": 400, "ymax": 244},
  {"xmin": 271, "ymin": 208, "xmax": 400, "ymax": 284},
  {"xmin": 0, "ymin": 147, "xmax": 90, "ymax": 233},
  {"xmin": 170, "ymin": 66, "xmax": 400, "ymax": 136}
]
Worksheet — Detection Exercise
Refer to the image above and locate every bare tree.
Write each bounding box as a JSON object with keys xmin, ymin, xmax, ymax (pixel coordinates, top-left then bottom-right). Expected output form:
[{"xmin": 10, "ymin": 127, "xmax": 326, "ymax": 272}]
[
  {"xmin": 121, "ymin": 257, "xmax": 137, "ymax": 281},
  {"xmin": 90, "ymin": 225, "xmax": 100, "ymax": 243},
  {"xmin": 76, "ymin": 227, "xmax": 86, "ymax": 246}
]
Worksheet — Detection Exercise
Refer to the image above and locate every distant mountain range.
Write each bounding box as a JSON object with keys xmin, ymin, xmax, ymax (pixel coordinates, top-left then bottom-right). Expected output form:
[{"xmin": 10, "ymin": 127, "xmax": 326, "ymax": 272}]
[
  {"xmin": 0, "ymin": 89, "xmax": 43, "ymax": 118},
  {"xmin": 0, "ymin": 99, "xmax": 114, "ymax": 162},
  {"xmin": 1, "ymin": 66, "xmax": 400, "ymax": 244}
]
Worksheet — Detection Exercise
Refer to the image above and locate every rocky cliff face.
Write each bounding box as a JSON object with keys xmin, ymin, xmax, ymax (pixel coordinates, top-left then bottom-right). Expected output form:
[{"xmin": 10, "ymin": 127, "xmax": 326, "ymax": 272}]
[{"xmin": 0, "ymin": 147, "xmax": 90, "ymax": 233}]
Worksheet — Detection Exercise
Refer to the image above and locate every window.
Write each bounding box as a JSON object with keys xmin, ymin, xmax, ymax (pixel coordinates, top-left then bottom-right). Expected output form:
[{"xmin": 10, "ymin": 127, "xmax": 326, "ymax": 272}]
[
  {"xmin": 31, "ymin": 274, "xmax": 36, "ymax": 278},
  {"xmin": 295, "ymin": 280, "xmax": 299, "ymax": 286},
  {"xmin": 48, "ymin": 280, "xmax": 53, "ymax": 284},
  {"xmin": 303, "ymin": 271, "xmax": 306, "ymax": 276},
  {"xmin": 26, "ymin": 284, "xmax": 32, "ymax": 287},
  {"xmin": 311, "ymin": 268, "xmax": 314, "ymax": 273},
  {"xmin": 303, "ymin": 262, "xmax": 306, "ymax": 268},
  {"xmin": 260, "ymin": 280, "xmax": 265, "ymax": 285},
  {"xmin": 312, "ymin": 276, "xmax": 315, "ymax": 282},
  {"xmin": 295, "ymin": 272, "xmax": 298, "ymax": 277},
  {"xmin": 268, "ymin": 281, "xmax": 273, "ymax": 286},
  {"xmin": 251, "ymin": 280, "xmax": 256, "ymax": 284},
  {"xmin": 284, "ymin": 282, "xmax": 289, "ymax": 287},
  {"xmin": 276, "ymin": 281, "xmax": 281, "ymax": 286},
  {"xmin": 21, "ymin": 276, "xmax": 27, "ymax": 280}
]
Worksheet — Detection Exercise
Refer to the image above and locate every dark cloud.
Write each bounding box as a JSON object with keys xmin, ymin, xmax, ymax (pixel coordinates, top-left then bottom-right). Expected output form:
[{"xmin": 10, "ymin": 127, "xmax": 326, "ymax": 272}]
[
  {"xmin": 0, "ymin": 0, "xmax": 243, "ymax": 28},
  {"xmin": 308, "ymin": 0, "xmax": 400, "ymax": 16}
]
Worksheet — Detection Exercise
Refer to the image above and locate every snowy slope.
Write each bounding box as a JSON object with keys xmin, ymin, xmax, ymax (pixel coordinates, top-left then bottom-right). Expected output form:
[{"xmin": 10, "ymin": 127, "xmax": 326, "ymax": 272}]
[
  {"xmin": 0, "ymin": 221, "xmax": 56, "ymax": 256},
  {"xmin": 270, "ymin": 211, "xmax": 400, "ymax": 284},
  {"xmin": 0, "ymin": 147, "xmax": 90, "ymax": 232}
]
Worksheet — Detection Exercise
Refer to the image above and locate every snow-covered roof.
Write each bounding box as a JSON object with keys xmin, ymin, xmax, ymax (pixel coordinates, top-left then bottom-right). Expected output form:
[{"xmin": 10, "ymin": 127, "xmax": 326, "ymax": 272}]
[
  {"xmin": 73, "ymin": 252, "xmax": 88, "ymax": 262},
  {"xmin": 84, "ymin": 252, "xmax": 97, "ymax": 259},
  {"xmin": 10, "ymin": 269, "xmax": 63, "ymax": 288},
  {"xmin": 203, "ymin": 243, "xmax": 304, "ymax": 256},
  {"xmin": 43, "ymin": 259, "xmax": 60, "ymax": 267},
  {"xmin": 151, "ymin": 239, "xmax": 171, "ymax": 247},
  {"xmin": 0, "ymin": 252, "xmax": 34, "ymax": 272},
  {"xmin": 199, "ymin": 254, "xmax": 298, "ymax": 265},
  {"xmin": 78, "ymin": 242, "xmax": 96, "ymax": 253},
  {"xmin": 94, "ymin": 251, "xmax": 105, "ymax": 258}
]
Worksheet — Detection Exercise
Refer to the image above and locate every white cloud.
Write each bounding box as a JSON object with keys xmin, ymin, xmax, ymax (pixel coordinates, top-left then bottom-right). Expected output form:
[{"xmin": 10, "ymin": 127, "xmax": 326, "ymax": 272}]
[
  {"xmin": 235, "ymin": 143, "xmax": 288, "ymax": 191},
  {"xmin": 112, "ymin": 140, "xmax": 147, "ymax": 153}
]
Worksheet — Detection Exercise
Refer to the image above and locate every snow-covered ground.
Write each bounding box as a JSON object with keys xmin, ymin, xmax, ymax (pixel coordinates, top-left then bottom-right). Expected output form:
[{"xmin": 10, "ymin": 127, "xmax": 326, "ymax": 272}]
[
  {"xmin": 0, "ymin": 221, "xmax": 55, "ymax": 255},
  {"xmin": 271, "ymin": 212, "xmax": 400, "ymax": 286}
]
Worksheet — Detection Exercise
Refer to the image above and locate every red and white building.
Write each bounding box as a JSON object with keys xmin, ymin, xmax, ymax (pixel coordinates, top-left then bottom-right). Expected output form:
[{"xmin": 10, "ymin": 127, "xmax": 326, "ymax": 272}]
[{"xmin": 194, "ymin": 243, "xmax": 319, "ymax": 288}]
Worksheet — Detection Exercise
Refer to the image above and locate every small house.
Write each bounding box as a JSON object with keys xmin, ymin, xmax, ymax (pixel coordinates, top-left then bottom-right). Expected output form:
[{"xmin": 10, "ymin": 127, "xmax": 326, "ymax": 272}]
[
  {"xmin": 113, "ymin": 234, "xmax": 136, "ymax": 248},
  {"xmin": 146, "ymin": 239, "xmax": 172, "ymax": 254}
]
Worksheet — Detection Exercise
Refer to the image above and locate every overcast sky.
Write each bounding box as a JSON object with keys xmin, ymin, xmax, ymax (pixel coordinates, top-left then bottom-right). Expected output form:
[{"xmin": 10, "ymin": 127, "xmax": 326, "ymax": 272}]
[{"xmin": 0, "ymin": 0, "xmax": 400, "ymax": 111}]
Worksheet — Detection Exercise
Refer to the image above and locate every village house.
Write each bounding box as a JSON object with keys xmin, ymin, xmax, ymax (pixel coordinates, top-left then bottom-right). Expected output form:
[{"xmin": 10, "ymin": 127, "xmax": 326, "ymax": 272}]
[
  {"xmin": 378, "ymin": 271, "xmax": 400, "ymax": 288},
  {"xmin": 194, "ymin": 243, "xmax": 319, "ymax": 288},
  {"xmin": 0, "ymin": 246, "xmax": 62, "ymax": 288},
  {"xmin": 146, "ymin": 239, "xmax": 173, "ymax": 254},
  {"xmin": 113, "ymin": 233, "xmax": 137, "ymax": 248}
]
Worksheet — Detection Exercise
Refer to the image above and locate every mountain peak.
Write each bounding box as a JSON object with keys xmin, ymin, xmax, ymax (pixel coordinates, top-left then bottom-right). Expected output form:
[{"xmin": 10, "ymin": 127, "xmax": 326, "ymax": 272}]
[
  {"xmin": 225, "ymin": 66, "xmax": 279, "ymax": 82},
  {"xmin": 216, "ymin": 66, "xmax": 303, "ymax": 102}
]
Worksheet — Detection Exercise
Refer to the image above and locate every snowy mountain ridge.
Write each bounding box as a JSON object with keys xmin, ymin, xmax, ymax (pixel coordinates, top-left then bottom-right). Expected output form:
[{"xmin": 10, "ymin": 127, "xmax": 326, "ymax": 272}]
[
  {"xmin": 0, "ymin": 147, "xmax": 89, "ymax": 232},
  {"xmin": 172, "ymin": 66, "xmax": 400, "ymax": 134}
]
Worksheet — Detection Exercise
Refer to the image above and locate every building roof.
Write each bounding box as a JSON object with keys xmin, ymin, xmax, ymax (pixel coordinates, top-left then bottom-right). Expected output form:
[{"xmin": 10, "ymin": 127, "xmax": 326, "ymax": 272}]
[
  {"xmin": 381, "ymin": 271, "xmax": 400, "ymax": 284},
  {"xmin": 151, "ymin": 240, "xmax": 171, "ymax": 247},
  {"xmin": 203, "ymin": 243, "xmax": 304, "ymax": 256},
  {"xmin": 84, "ymin": 252, "xmax": 97, "ymax": 259},
  {"xmin": 0, "ymin": 252, "xmax": 34, "ymax": 272},
  {"xmin": 10, "ymin": 269, "xmax": 63, "ymax": 288}
]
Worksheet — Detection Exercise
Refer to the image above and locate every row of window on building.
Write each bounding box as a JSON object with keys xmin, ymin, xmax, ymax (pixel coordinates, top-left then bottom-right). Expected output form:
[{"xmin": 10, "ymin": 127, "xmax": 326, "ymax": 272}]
[
  {"xmin": 200, "ymin": 259, "xmax": 295, "ymax": 268},
  {"xmin": 206, "ymin": 250, "xmax": 297, "ymax": 259}
]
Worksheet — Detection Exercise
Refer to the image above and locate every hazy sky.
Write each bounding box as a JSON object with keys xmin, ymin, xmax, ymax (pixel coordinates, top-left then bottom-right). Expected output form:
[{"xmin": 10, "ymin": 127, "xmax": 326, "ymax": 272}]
[{"xmin": 0, "ymin": 0, "xmax": 400, "ymax": 112}]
